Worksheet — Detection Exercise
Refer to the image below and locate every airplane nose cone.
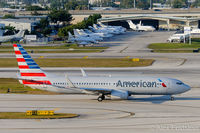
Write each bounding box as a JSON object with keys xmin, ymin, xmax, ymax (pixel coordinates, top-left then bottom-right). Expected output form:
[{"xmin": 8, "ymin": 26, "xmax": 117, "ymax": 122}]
[{"xmin": 182, "ymin": 84, "xmax": 191, "ymax": 93}]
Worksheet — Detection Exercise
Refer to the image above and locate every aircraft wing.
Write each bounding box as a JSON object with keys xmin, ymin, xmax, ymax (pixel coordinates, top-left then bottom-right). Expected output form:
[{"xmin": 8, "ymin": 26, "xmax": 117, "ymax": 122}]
[
  {"xmin": 80, "ymin": 87, "xmax": 112, "ymax": 95},
  {"xmin": 65, "ymin": 73, "xmax": 129, "ymax": 99},
  {"xmin": 80, "ymin": 87, "xmax": 129, "ymax": 99}
]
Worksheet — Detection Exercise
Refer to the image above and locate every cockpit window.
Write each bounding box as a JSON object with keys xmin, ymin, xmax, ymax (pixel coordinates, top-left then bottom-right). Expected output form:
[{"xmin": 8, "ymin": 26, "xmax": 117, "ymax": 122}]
[{"xmin": 176, "ymin": 82, "xmax": 183, "ymax": 85}]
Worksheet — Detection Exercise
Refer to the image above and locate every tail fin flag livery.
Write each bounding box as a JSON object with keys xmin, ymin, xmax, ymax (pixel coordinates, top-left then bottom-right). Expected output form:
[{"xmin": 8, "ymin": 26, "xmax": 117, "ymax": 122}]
[
  {"xmin": 13, "ymin": 44, "xmax": 51, "ymax": 85},
  {"xmin": 13, "ymin": 44, "xmax": 190, "ymax": 101}
]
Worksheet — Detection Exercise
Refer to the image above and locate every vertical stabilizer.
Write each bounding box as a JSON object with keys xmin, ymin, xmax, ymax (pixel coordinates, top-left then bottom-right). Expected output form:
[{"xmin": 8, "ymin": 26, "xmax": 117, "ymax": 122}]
[
  {"xmin": 15, "ymin": 30, "xmax": 25, "ymax": 38},
  {"xmin": 13, "ymin": 44, "xmax": 51, "ymax": 85},
  {"xmin": 139, "ymin": 21, "xmax": 142, "ymax": 26},
  {"xmin": 68, "ymin": 32, "xmax": 75, "ymax": 42},
  {"xmin": 127, "ymin": 20, "xmax": 137, "ymax": 30},
  {"xmin": 73, "ymin": 29, "xmax": 81, "ymax": 37}
]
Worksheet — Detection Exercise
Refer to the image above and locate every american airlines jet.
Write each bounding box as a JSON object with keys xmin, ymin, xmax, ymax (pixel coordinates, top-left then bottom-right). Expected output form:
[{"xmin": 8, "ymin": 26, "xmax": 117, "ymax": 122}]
[{"xmin": 14, "ymin": 44, "xmax": 190, "ymax": 101}]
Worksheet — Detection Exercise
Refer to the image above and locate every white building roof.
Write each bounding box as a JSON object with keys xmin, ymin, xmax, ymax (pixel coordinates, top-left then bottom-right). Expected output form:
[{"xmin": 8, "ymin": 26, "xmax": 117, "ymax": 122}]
[{"xmin": 0, "ymin": 19, "xmax": 38, "ymax": 24}]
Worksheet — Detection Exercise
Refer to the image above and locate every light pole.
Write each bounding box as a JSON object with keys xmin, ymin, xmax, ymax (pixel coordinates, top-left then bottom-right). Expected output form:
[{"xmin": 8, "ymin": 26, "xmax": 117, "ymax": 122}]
[{"xmin": 150, "ymin": 0, "xmax": 153, "ymax": 9}]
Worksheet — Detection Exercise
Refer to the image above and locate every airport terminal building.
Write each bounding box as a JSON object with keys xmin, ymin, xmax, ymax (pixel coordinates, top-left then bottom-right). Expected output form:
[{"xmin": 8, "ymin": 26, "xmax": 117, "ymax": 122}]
[{"xmin": 0, "ymin": 19, "xmax": 38, "ymax": 32}]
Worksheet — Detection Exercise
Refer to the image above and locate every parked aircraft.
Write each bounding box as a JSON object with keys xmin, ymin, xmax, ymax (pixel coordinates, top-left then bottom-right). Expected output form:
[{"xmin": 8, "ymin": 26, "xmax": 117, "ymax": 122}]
[
  {"xmin": 191, "ymin": 28, "xmax": 200, "ymax": 34},
  {"xmin": 0, "ymin": 30, "xmax": 25, "ymax": 44},
  {"xmin": 84, "ymin": 29, "xmax": 113, "ymax": 38},
  {"xmin": 98, "ymin": 22, "xmax": 126, "ymax": 33},
  {"xmin": 127, "ymin": 20, "xmax": 155, "ymax": 32},
  {"xmin": 14, "ymin": 44, "xmax": 191, "ymax": 101},
  {"xmin": 74, "ymin": 29, "xmax": 103, "ymax": 41},
  {"xmin": 93, "ymin": 24, "xmax": 122, "ymax": 34},
  {"xmin": 67, "ymin": 32, "xmax": 97, "ymax": 45},
  {"xmin": 88, "ymin": 26, "xmax": 114, "ymax": 37}
]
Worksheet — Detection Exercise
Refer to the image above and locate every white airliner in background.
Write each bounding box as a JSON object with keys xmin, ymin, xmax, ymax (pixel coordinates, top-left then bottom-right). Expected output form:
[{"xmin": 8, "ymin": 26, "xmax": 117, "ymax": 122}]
[
  {"xmin": 14, "ymin": 44, "xmax": 190, "ymax": 101},
  {"xmin": 0, "ymin": 30, "xmax": 25, "ymax": 44},
  {"xmin": 67, "ymin": 31, "xmax": 97, "ymax": 45},
  {"xmin": 84, "ymin": 29, "xmax": 113, "ymax": 38},
  {"xmin": 74, "ymin": 29, "xmax": 103, "ymax": 41},
  {"xmin": 127, "ymin": 20, "xmax": 156, "ymax": 32},
  {"xmin": 88, "ymin": 26, "xmax": 114, "ymax": 37},
  {"xmin": 97, "ymin": 22, "xmax": 126, "ymax": 33}
]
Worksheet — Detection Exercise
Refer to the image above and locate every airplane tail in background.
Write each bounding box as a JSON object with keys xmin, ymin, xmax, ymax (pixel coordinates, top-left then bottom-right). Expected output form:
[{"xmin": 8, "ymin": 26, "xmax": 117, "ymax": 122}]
[
  {"xmin": 139, "ymin": 21, "xmax": 142, "ymax": 26},
  {"xmin": 68, "ymin": 32, "xmax": 75, "ymax": 42},
  {"xmin": 76, "ymin": 29, "xmax": 85, "ymax": 35},
  {"xmin": 98, "ymin": 22, "xmax": 106, "ymax": 27},
  {"xmin": 73, "ymin": 29, "xmax": 81, "ymax": 37},
  {"xmin": 127, "ymin": 20, "xmax": 137, "ymax": 29},
  {"xmin": 88, "ymin": 26, "xmax": 96, "ymax": 32},
  {"xmin": 15, "ymin": 30, "xmax": 25, "ymax": 38},
  {"xmin": 93, "ymin": 24, "xmax": 99, "ymax": 30},
  {"xmin": 13, "ymin": 44, "xmax": 51, "ymax": 85}
]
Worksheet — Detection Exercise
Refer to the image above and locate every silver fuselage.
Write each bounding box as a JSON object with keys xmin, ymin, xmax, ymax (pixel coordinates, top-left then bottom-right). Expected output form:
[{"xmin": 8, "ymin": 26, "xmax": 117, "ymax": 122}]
[{"xmin": 21, "ymin": 75, "xmax": 190, "ymax": 95}]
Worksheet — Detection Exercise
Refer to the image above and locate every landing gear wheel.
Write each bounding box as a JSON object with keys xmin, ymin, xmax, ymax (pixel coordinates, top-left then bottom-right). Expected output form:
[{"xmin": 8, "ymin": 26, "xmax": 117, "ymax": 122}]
[
  {"xmin": 98, "ymin": 96, "xmax": 103, "ymax": 102},
  {"xmin": 170, "ymin": 96, "xmax": 174, "ymax": 101},
  {"xmin": 97, "ymin": 95, "xmax": 105, "ymax": 102}
]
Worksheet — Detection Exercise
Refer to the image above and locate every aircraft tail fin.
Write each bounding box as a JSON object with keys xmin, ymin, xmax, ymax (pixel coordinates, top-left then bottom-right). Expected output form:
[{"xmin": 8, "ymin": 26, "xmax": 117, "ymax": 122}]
[
  {"xmin": 127, "ymin": 20, "xmax": 136, "ymax": 29},
  {"xmin": 76, "ymin": 29, "xmax": 84, "ymax": 35},
  {"xmin": 98, "ymin": 22, "xmax": 106, "ymax": 27},
  {"xmin": 73, "ymin": 29, "xmax": 80, "ymax": 37},
  {"xmin": 139, "ymin": 21, "xmax": 142, "ymax": 26},
  {"xmin": 93, "ymin": 24, "xmax": 98, "ymax": 29},
  {"xmin": 68, "ymin": 32, "xmax": 75, "ymax": 42},
  {"xmin": 16, "ymin": 30, "xmax": 25, "ymax": 38},
  {"xmin": 88, "ymin": 26, "xmax": 95, "ymax": 32},
  {"xmin": 13, "ymin": 44, "xmax": 51, "ymax": 85}
]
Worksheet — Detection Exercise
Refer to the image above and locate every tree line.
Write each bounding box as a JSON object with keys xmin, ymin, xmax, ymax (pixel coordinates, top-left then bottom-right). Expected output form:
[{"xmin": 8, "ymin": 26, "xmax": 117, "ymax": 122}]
[
  {"xmin": 2, "ymin": 0, "xmax": 200, "ymax": 10},
  {"xmin": 34, "ymin": 10, "xmax": 101, "ymax": 38}
]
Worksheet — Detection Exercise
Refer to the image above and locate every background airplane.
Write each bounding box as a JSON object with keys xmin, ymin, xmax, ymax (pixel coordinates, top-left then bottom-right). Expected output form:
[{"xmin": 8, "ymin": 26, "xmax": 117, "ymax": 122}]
[
  {"xmin": 67, "ymin": 31, "xmax": 97, "ymax": 45},
  {"xmin": 13, "ymin": 44, "xmax": 190, "ymax": 101},
  {"xmin": 74, "ymin": 29, "xmax": 103, "ymax": 41},
  {"xmin": 84, "ymin": 29, "xmax": 113, "ymax": 38},
  {"xmin": 0, "ymin": 30, "xmax": 25, "ymax": 44},
  {"xmin": 127, "ymin": 20, "xmax": 155, "ymax": 32}
]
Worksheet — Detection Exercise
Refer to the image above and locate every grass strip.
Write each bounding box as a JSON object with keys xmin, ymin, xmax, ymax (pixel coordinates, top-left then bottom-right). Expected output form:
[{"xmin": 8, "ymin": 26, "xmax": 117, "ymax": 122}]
[
  {"xmin": 0, "ymin": 45, "xmax": 107, "ymax": 50},
  {"xmin": 0, "ymin": 112, "xmax": 78, "ymax": 119},
  {"xmin": 0, "ymin": 58, "xmax": 154, "ymax": 67},
  {"xmin": 152, "ymin": 50, "xmax": 193, "ymax": 53},
  {"xmin": 0, "ymin": 50, "xmax": 102, "ymax": 53},
  {"xmin": 148, "ymin": 43, "xmax": 200, "ymax": 50}
]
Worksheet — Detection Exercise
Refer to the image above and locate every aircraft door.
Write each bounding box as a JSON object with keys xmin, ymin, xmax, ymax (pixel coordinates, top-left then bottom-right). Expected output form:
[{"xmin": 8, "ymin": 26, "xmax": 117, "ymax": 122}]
[{"xmin": 165, "ymin": 80, "xmax": 173, "ymax": 94}]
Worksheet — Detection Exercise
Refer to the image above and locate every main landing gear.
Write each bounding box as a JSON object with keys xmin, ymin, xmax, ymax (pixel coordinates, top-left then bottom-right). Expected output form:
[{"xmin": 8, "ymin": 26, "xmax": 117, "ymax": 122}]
[
  {"xmin": 170, "ymin": 96, "xmax": 175, "ymax": 101},
  {"xmin": 98, "ymin": 94, "xmax": 105, "ymax": 102}
]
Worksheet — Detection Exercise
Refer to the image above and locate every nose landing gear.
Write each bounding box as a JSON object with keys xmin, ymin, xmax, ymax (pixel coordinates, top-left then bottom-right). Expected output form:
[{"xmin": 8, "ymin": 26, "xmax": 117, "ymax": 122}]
[{"xmin": 98, "ymin": 94, "xmax": 105, "ymax": 102}]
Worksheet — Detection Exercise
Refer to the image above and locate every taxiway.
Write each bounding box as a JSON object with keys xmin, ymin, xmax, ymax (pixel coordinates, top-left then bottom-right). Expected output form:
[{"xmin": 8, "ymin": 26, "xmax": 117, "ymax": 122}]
[{"xmin": 1, "ymin": 31, "xmax": 200, "ymax": 133}]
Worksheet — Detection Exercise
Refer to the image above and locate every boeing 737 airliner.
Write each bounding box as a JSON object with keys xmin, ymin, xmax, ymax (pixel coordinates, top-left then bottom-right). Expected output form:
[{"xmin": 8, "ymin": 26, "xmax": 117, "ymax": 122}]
[{"xmin": 13, "ymin": 44, "xmax": 191, "ymax": 101}]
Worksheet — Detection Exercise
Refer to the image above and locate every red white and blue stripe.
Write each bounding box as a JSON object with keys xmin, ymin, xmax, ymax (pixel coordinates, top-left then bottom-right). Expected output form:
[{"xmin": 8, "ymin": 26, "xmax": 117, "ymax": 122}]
[{"xmin": 13, "ymin": 44, "xmax": 51, "ymax": 85}]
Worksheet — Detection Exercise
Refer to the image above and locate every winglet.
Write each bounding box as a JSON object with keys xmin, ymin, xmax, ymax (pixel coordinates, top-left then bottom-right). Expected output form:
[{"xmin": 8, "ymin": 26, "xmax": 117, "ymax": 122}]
[
  {"xmin": 65, "ymin": 74, "xmax": 76, "ymax": 88},
  {"xmin": 81, "ymin": 68, "xmax": 87, "ymax": 77}
]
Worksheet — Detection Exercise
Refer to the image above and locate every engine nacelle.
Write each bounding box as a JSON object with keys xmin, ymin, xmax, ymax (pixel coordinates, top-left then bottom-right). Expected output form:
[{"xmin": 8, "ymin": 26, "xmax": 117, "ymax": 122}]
[{"xmin": 111, "ymin": 90, "xmax": 129, "ymax": 99}]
